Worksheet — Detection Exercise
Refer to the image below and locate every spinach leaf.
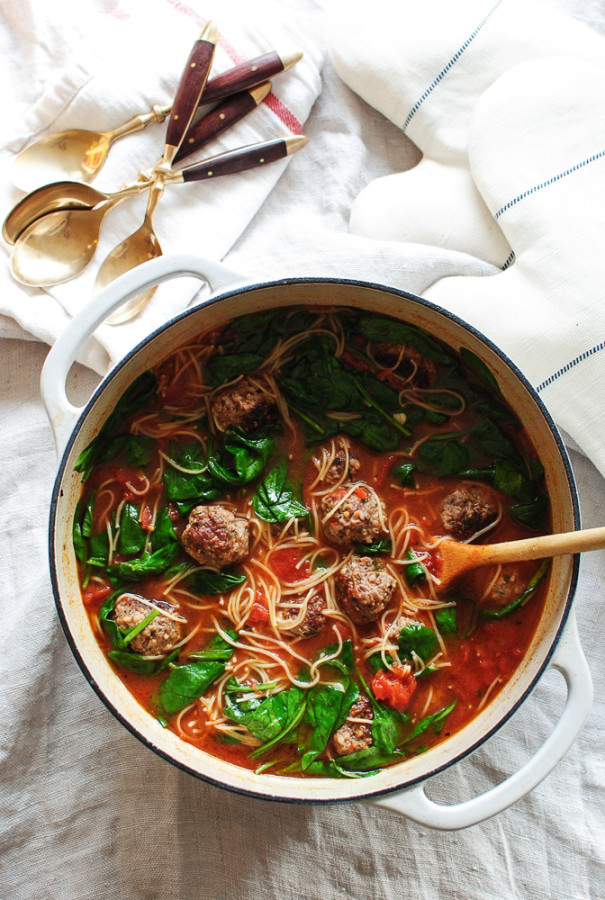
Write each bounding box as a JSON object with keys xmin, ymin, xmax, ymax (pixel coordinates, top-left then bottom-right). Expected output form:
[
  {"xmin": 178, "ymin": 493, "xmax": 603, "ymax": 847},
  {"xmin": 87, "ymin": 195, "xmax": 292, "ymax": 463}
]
[
  {"xmin": 392, "ymin": 461, "xmax": 416, "ymax": 487},
  {"xmin": 82, "ymin": 492, "xmax": 95, "ymax": 538},
  {"xmin": 150, "ymin": 507, "xmax": 178, "ymax": 552},
  {"xmin": 401, "ymin": 701, "xmax": 456, "ymax": 745},
  {"xmin": 100, "ymin": 434, "xmax": 155, "ymax": 467},
  {"xmin": 317, "ymin": 639, "xmax": 355, "ymax": 671},
  {"xmin": 108, "ymin": 649, "xmax": 158, "ymax": 675},
  {"xmin": 398, "ymin": 621, "xmax": 437, "ymax": 662},
  {"xmin": 404, "ymin": 549, "xmax": 426, "ymax": 586},
  {"xmin": 159, "ymin": 629, "xmax": 237, "ymax": 715},
  {"xmin": 459, "ymin": 348, "xmax": 500, "ymax": 393},
  {"xmin": 87, "ymin": 531, "xmax": 110, "ymax": 567},
  {"xmin": 436, "ymin": 607, "xmax": 457, "ymax": 635},
  {"xmin": 207, "ymin": 352, "xmax": 267, "ymax": 386},
  {"xmin": 331, "ymin": 746, "xmax": 404, "ymax": 773},
  {"xmin": 74, "ymin": 372, "xmax": 158, "ymax": 479},
  {"xmin": 107, "ymin": 542, "xmax": 179, "ymax": 582},
  {"xmin": 280, "ymin": 335, "xmax": 360, "ymax": 411},
  {"xmin": 416, "ymin": 437, "xmax": 471, "ymax": 476},
  {"xmin": 163, "ymin": 442, "xmax": 221, "ymax": 514},
  {"xmin": 338, "ymin": 409, "xmax": 402, "ymax": 452},
  {"xmin": 188, "ymin": 570, "xmax": 246, "ymax": 595},
  {"xmin": 354, "ymin": 538, "xmax": 392, "ymax": 555},
  {"xmin": 301, "ymin": 682, "xmax": 355, "ymax": 770},
  {"xmin": 252, "ymin": 460, "xmax": 308, "ymax": 523},
  {"xmin": 225, "ymin": 685, "xmax": 306, "ymax": 758},
  {"xmin": 99, "ymin": 592, "xmax": 125, "ymax": 649},
  {"xmin": 356, "ymin": 315, "xmax": 454, "ymax": 364},
  {"xmin": 118, "ymin": 503, "xmax": 146, "ymax": 556},
  {"xmin": 471, "ymin": 418, "xmax": 522, "ymax": 468},
  {"xmin": 207, "ymin": 428, "xmax": 275, "ymax": 486},
  {"xmin": 73, "ymin": 499, "xmax": 88, "ymax": 565},
  {"xmin": 206, "ymin": 310, "xmax": 318, "ymax": 386},
  {"xmin": 510, "ymin": 493, "xmax": 548, "ymax": 531}
]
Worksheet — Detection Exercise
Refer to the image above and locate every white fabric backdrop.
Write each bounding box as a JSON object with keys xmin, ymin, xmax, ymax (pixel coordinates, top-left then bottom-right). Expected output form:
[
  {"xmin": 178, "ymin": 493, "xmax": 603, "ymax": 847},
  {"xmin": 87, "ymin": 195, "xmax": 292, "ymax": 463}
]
[{"xmin": 0, "ymin": 1, "xmax": 603, "ymax": 898}]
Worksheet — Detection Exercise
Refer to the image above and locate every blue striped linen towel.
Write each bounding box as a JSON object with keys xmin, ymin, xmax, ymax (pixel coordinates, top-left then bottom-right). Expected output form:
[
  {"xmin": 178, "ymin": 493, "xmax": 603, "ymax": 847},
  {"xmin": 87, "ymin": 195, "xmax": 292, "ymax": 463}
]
[{"xmin": 329, "ymin": 0, "xmax": 605, "ymax": 478}]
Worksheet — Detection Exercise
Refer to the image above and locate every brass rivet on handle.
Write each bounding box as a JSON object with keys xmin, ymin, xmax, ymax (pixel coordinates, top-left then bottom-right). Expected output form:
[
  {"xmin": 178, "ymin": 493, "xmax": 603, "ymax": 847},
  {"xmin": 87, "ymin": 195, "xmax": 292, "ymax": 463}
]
[
  {"xmin": 251, "ymin": 65, "xmax": 258, "ymax": 72},
  {"xmin": 219, "ymin": 113, "xmax": 226, "ymax": 120},
  {"xmin": 207, "ymin": 171, "xmax": 213, "ymax": 176},
  {"xmin": 191, "ymin": 62, "xmax": 196, "ymax": 68}
]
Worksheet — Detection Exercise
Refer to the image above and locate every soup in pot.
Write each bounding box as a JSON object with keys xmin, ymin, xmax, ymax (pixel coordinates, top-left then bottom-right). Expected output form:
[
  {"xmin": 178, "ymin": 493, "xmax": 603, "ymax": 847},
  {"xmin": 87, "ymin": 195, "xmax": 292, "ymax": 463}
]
[{"xmin": 72, "ymin": 305, "xmax": 550, "ymax": 777}]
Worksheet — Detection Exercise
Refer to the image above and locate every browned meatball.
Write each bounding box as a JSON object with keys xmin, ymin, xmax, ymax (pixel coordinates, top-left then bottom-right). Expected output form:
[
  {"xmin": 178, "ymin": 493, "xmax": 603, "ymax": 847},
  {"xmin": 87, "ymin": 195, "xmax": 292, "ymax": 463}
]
[
  {"xmin": 335, "ymin": 555, "xmax": 396, "ymax": 624},
  {"xmin": 320, "ymin": 483, "xmax": 386, "ymax": 546},
  {"xmin": 373, "ymin": 342, "xmax": 436, "ymax": 388},
  {"xmin": 325, "ymin": 439, "xmax": 361, "ymax": 484},
  {"xmin": 332, "ymin": 697, "xmax": 374, "ymax": 756},
  {"xmin": 210, "ymin": 376, "xmax": 278, "ymax": 433},
  {"xmin": 440, "ymin": 486, "xmax": 497, "ymax": 540},
  {"xmin": 284, "ymin": 594, "xmax": 327, "ymax": 637},
  {"xmin": 113, "ymin": 595, "xmax": 183, "ymax": 656},
  {"xmin": 181, "ymin": 504, "xmax": 250, "ymax": 568}
]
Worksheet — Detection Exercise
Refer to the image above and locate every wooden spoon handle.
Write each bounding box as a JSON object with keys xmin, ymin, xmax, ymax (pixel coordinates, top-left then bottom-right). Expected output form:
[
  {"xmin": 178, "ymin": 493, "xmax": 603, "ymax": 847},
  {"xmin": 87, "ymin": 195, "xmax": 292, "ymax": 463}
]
[
  {"xmin": 177, "ymin": 135, "xmax": 307, "ymax": 183},
  {"xmin": 202, "ymin": 49, "xmax": 301, "ymax": 103},
  {"xmin": 174, "ymin": 83, "xmax": 271, "ymax": 164},
  {"xmin": 163, "ymin": 22, "xmax": 218, "ymax": 164},
  {"xmin": 474, "ymin": 526, "xmax": 605, "ymax": 566}
]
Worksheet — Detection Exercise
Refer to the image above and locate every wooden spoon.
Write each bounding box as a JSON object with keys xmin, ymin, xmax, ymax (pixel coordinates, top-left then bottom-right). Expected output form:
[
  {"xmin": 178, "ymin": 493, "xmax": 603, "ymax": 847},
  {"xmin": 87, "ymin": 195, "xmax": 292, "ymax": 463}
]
[{"xmin": 437, "ymin": 526, "xmax": 605, "ymax": 592}]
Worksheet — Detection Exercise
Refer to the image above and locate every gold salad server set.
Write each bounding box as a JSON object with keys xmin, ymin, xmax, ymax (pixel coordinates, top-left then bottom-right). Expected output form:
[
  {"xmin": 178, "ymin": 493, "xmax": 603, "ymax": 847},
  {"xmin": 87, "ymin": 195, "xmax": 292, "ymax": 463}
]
[{"xmin": 4, "ymin": 22, "xmax": 306, "ymax": 324}]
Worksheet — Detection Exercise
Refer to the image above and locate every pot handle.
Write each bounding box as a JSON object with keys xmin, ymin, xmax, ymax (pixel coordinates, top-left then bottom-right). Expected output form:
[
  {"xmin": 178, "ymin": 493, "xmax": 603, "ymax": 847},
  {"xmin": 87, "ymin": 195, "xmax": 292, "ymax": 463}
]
[
  {"xmin": 369, "ymin": 611, "xmax": 592, "ymax": 830},
  {"xmin": 40, "ymin": 254, "xmax": 249, "ymax": 456}
]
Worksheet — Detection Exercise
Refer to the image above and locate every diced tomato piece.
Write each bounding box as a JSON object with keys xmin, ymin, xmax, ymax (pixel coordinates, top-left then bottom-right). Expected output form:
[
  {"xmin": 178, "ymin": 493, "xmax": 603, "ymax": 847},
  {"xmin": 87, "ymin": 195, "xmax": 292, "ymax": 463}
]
[
  {"xmin": 373, "ymin": 455, "xmax": 398, "ymax": 489},
  {"xmin": 353, "ymin": 486, "xmax": 368, "ymax": 499},
  {"xmin": 140, "ymin": 504, "xmax": 154, "ymax": 531},
  {"xmin": 81, "ymin": 583, "xmax": 112, "ymax": 606},
  {"xmin": 270, "ymin": 548, "xmax": 310, "ymax": 582},
  {"xmin": 248, "ymin": 591, "xmax": 270, "ymax": 626},
  {"xmin": 371, "ymin": 666, "xmax": 417, "ymax": 713}
]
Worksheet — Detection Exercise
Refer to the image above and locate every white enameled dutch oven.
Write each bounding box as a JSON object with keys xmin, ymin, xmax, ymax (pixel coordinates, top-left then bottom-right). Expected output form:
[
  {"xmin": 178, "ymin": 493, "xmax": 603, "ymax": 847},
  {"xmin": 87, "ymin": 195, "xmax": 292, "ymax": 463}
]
[{"xmin": 41, "ymin": 255, "xmax": 593, "ymax": 830}]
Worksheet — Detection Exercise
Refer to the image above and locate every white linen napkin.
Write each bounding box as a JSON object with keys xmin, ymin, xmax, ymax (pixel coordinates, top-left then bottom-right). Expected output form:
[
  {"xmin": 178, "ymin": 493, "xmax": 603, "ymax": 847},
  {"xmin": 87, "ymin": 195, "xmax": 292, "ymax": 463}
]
[
  {"xmin": 328, "ymin": 0, "xmax": 605, "ymax": 479},
  {"xmin": 0, "ymin": 0, "xmax": 322, "ymax": 373}
]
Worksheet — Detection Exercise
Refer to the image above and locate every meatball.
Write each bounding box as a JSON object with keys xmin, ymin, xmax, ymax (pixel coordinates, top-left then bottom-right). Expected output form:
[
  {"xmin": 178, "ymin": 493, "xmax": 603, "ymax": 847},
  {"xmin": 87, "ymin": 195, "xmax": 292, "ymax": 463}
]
[
  {"xmin": 320, "ymin": 482, "xmax": 386, "ymax": 546},
  {"xmin": 181, "ymin": 504, "xmax": 250, "ymax": 568},
  {"xmin": 284, "ymin": 594, "xmax": 327, "ymax": 637},
  {"xmin": 113, "ymin": 595, "xmax": 183, "ymax": 656},
  {"xmin": 335, "ymin": 555, "xmax": 396, "ymax": 624},
  {"xmin": 440, "ymin": 486, "xmax": 498, "ymax": 540},
  {"xmin": 210, "ymin": 376, "xmax": 278, "ymax": 433},
  {"xmin": 373, "ymin": 342, "xmax": 436, "ymax": 388},
  {"xmin": 473, "ymin": 563, "xmax": 526, "ymax": 606},
  {"xmin": 332, "ymin": 697, "xmax": 374, "ymax": 756},
  {"xmin": 325, "ymin": 439, "xmax": 361, "ymax": 484}
]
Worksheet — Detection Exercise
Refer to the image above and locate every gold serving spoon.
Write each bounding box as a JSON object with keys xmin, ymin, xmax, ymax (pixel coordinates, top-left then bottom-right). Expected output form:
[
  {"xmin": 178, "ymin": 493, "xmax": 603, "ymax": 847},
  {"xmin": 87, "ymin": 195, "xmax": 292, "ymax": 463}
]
[
  {"xmin": 9, "ymin": 185, "xmax": 146, "ymax": 286},
  {"xmin": 96, "ymin": 179, "xmax": 165, "ymax": 325},
  {"xmin": 2, "ymin": 178, "xmax": 150, "ymax": 246},
  {"xmin": 437, "ymin": 525, "xmax": 605, "ymax": 593},
  {"xmin": 12, "ymin": 105, "xmax": 171, "ymax": 193}
]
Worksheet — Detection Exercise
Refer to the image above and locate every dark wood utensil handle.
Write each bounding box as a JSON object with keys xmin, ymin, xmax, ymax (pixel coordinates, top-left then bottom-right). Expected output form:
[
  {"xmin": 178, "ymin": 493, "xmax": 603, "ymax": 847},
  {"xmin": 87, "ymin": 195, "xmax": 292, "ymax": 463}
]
[
  {"xmin": 203, "ymin": 51, "xmax": 284, "ymax": 103},
  {"xmin": 181, "ymin": 138, "xmax": 289, "ymax": 182},
  {"xmin": 164, "ymin": 25, "xmax": 218, "ymax": 155},
  {"xmin": 174, "ymin": 88, "xmax": 260, "ymax": 164}
]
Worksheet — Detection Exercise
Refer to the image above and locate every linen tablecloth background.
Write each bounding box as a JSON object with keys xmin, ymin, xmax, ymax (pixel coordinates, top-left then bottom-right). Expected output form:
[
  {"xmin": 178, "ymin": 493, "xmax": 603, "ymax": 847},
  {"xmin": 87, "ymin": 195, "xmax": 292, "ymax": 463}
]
[{"xmin": 1, "ymin": 1, "xmax": 604, "ymax": 898}]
